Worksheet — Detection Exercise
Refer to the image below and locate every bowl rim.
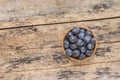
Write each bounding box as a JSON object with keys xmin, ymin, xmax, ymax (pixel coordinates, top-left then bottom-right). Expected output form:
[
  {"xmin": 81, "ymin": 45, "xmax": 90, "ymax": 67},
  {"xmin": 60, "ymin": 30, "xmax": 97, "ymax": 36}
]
[{"xmin": 62, "ymin": 27, "xmax": 97, "ymax": 62}]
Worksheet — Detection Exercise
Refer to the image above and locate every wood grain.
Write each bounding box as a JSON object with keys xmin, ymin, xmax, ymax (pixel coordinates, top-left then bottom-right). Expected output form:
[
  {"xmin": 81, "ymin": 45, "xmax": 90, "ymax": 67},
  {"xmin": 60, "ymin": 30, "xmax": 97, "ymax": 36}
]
[
  {"xmin": 0, "ymin": 18, "xmax": 120, "ymax": 80},
  {"xmin": 0, "ymin": 0, "xmax": 120, "ymax": 80},
  {"xmin": 0, "ymin": 61, "xmax": 120, "ymax": 80},
  {"xmin": 0, "ymin": 0, "xmax": 120, "ymax": 28}
]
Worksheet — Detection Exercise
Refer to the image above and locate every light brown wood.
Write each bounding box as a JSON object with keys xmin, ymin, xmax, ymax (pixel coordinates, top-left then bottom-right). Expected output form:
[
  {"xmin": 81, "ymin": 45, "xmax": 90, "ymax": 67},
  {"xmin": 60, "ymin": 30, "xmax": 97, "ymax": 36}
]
[
  {"xmin": 0, "ymin": 1, "xmax": 120, "ymax": 79},
  {"xmin": 0, "ymin": 18, "xmax": 120, "ymax": 80},
  {"xmin": 0, "ymin": 61, "xmax": 120, "ymax": 80},
  {"xmin": 0, "ymin": 0, "xmax": 120, "ymax": 28}
]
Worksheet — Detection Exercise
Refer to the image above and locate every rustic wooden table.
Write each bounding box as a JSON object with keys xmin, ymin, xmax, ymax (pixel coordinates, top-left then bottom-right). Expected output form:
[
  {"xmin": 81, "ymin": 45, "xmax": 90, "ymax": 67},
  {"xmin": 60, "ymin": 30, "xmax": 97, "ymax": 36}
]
[{"xmin": 0, "ymin": 0, "xmax": 120, "ymax": 80}]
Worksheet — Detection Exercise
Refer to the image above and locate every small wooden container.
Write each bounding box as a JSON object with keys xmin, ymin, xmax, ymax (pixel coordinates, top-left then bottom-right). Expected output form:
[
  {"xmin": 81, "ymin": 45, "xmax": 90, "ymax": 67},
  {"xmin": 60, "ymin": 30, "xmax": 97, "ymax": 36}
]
[{"xmin": 62, "ymin": 27, "xmax": 97, "ymax": 62}]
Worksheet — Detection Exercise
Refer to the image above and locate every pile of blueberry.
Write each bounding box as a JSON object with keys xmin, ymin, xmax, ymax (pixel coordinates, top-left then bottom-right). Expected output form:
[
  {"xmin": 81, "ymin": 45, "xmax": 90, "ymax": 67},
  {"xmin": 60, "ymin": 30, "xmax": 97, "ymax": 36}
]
[{"xmin": 63, "ymin": 27, "xmax": 96, "ymax": 60}]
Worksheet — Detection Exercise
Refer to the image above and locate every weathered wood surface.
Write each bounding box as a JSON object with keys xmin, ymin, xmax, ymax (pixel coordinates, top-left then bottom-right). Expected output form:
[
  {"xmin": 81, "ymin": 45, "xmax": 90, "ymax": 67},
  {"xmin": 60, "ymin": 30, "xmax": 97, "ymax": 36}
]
[
  {"xmin": 0, "ymin": 0, "xmax": 120, "ymax": 28},
  {"xmin": 0, "ymin": 18, "xmax": 120, "ymax": 80},
  {"xmin": 1, "ymin": 62, "xmax": 120, "ymax": 80},
  {"xmin": 0, "ymin": 0, "xmax": 120, "ymax": 80}
]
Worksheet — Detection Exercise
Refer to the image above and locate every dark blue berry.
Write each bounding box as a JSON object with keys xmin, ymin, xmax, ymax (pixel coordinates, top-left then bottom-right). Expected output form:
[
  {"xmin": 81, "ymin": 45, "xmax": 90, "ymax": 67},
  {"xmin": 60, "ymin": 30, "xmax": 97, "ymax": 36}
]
[
  {"xmin": 64, "ymin": 44, "xmax": 69, "ymax": 49},
  {"xmin": 72, "ymin": 49, "xmax": 80, "ymax": 57},
  {"xmin": 85, "ymin": 50, "xmax": 93, "ymax": 56},
  {"xmin": 72, "ymin": 27, "xmax": 80, "ymax": 35},
  {"xmin": 91, "ymin": 38, "xmax": 96, "ymax": 44},
  {"xmin": 80, "ymin": 46, "xmax": 87, "ymax": 53},
  {"xmin": 70, "ymin": 44, "xmax": 77, "ymax": 50},
  {"xmin": 87, "ymin": 43, "xmax": 94, "ymax": 50},
  {"xmin": 67, "ymin": 32, "xmax": 73, "ymax": 37},
  {"xmin": 69, "ymin": 36, "xmax": 77, "ymax": 43},
  {"xmin": 66, "ymin": 49, "xmax": 73, "ymax": 56},
  {"xmin": 84, "ymin": 35, "xmax": 92, "ymax": 43},
  {"xmin": 78, "ymin": 53, "xmax": 86, "ymax": 60},
  {"xmin": 86, "ymin": 30, "xmax": 92, "ymax": 35},
  {"xmin": 64, "ymin": 40, "xmax": 69, "ymax": 49},
  {"xmin": 77, "ymin": 33, "xmax": 85, "ymax": 39},
  {"xmin": 76, "ymin": 39, "xmax": 84, "ymax": 47},
  {"xmin": 80, "ymin": 29, "xmax": 85, "ymax": 33}
]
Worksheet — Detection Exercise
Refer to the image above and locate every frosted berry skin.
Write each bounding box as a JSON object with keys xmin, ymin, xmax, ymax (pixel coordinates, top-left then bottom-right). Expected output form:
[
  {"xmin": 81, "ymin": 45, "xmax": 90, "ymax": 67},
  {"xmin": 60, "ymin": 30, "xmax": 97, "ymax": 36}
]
[
  {"xmin": 70, "ymin": 44, "xmax": 77, "ymax": 50},
  {"xmin": 76, "ymin": 39, "xmax": 84, "ymax": 47},
  {"xmin": 63, "ymin": 27, "xmax": 96, "ymax": 61},
  {"xmin": 84, "ymin": 35, "xmax": 92, "ymax": 43},
  {"xmin": 86, "ymin": 30, "xmax": 92, "ymax": 35},
  {"xmin": 87, "ymin": 43, "xmax": 94, "ymax": 50},
  {"xmin": 69, "ymin": 36, "xmax": 77, "ymax": 43},
  {"xmin": 67, "ymin": 32, "xmax": 73, "ymax": 38},
  {"xmin": 77, "ymin": 33, "xmax": 85, "ymax": 39},
  {"xmin": 64, "ymin": 40, "xmax": 69, "ymax": 49},
  {"xmin": 80, "ymin": 46, "xmax": 87, "ymax": 53},
  {"xmin": 72, "ymin": 27, "xmax": 80, "ymax": 35},
  {"xmin": 66, "ymin": 49, "xmax": 73, "ymax": 56},
  {"xmin": 80, "ymin": 29, "xmax": 85, "ymax": 33},
  {"xmin": 79, "ymin": 53, "xmax": 86, "ymax": 60},
  {"xmin": 72, "ymin": 49, "xmax": 80, "ymax": 57},
  {"xmin": 91, "ymin": 38, "xmax": 96, "ymax": 44},
  {"xmin": 85, "ymin": 50, "xmax": 93, "ymax": 57}
]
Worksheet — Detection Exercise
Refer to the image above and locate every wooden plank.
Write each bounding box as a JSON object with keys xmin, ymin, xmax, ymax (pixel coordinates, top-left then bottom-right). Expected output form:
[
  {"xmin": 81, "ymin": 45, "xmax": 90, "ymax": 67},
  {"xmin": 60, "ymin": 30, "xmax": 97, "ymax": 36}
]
[
  {"xmin": 0, "ymin": 42, "xmax": 120, "ymax": 72},
  {"xmin": 0, "ymin": 61, "xmax": 120, "ymax": 80},
  {"xmin": 0, "ymin": 18, "xmax": 120, "ymax": 73},
  {"xmin": 0, "ymin": 0, "xmax": 120, "ymax": 28}
]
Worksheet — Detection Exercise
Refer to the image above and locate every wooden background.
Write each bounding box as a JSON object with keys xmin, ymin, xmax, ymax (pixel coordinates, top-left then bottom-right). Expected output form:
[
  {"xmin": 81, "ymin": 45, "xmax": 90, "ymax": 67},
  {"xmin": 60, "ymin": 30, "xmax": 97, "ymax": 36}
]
[{"xmin": 0, "ymin": 0, "xmax": 120, "ymax": 80}]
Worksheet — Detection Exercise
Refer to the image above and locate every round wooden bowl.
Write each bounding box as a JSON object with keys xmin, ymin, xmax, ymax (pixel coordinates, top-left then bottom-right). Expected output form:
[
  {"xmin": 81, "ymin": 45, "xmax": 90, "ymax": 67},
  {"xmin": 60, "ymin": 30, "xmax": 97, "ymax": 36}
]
[{"xmin": 62, "ymin": 27, "xmax": 97, "ymax": 62}]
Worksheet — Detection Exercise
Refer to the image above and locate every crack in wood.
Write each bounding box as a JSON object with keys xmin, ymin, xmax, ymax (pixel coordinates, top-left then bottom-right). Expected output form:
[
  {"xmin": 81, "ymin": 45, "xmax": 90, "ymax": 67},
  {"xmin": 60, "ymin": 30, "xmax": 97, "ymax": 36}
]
[{"xmin": 0, "ymin": 16, "xmax": 119, "ymax": 31}]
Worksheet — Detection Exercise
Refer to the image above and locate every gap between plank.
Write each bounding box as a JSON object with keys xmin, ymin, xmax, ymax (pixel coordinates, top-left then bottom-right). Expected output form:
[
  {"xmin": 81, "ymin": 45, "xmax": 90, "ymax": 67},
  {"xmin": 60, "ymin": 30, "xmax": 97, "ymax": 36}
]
[{"xmin": 0, "ymin": 16, "xmax": 120, "ymax": 30}]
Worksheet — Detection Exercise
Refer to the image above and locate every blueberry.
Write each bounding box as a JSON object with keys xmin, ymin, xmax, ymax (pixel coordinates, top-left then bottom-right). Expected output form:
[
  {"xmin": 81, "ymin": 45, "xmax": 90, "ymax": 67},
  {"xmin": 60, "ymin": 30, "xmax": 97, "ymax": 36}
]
[
  {"xmin": 77, "ymin": 33, "xmax": 85, "ymax": 39},
  {"xmin": 72, "ymin": 27, "xmax": 80, "ymax": 35},
  {"xmin": 80, "ymin": 29, "xmax": 85, "ymax": 33},
  {"xmin": 66, "ymin": 49, "xmax": 73, "ymax": 56},
  {"xmin": 86, "ymin": 30, "xmax": 93, "ymax": 35},
  {"xmin": 67, "ymin": 32, "xmax": 73, "ymax": 37},
  {"xmin": 69, "ymin": 36, "xmax": 77, "ymax": 43},
  {"xmin": 72, "ymin": 49, "xmax": 80, "ymax": 57},
  {"xmin": 84, "ymin": 35, "xmax": 92, "ymax": 43},
  {"xmin": 64, "ymin": 40, "xmax": 69, "ymax": 49},
  {"xmin": 80, "ymin": 46, "xmax": 87, "ymax": 53},
  {"xmin": 87, "ymin": 43, "xmax": 94, "ymax": 50},
  {"xmin": 91, "ymin": 38, "xmax": 96, "ymax": 44},
  {"xmin": 76, "ymin": 39, "xmax": 84, "ymax": 47},
  {"xmin": 85, "ymin": 50, "xmax": 93, "ymax": 56},
  {"xmin": 70, "ymin": 44, "xmax": 77, "ymax": 50},
  {"xmin": 78, "ymin": 53, "xmax": 86, "ymax": 60}
]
